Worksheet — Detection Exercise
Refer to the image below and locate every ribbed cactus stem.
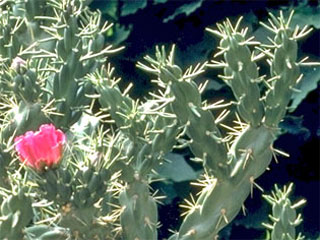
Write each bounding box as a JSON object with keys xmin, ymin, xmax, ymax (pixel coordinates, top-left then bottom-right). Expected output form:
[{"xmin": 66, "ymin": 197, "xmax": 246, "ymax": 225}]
[
  {"xmin": 169, "ymin": 76, "xmax": 229, "ymax": 178},
  {"xmin": 119, "ymin": 177, "xmax": 158, "ymax": 240},
  {"xmin": 138, "ymin": 46, "xmax": 230, "ymax": 178},
  {"xmin": 94, "ymin": 59, "xmax": 180, "ymax": 239},
  {"xmin": 165, "ymin": 11, "xmax": 313, "ymax": 240},
  {"xmin": 263, "ymin": 11, "xmax": 302, "ymax": 127},
  {"xmin": 263, "ymin": 183, "xmax": 306, "ymax": 240},
  {"xmin": 172, "ymin": 124, "xmax": 275, "ymax": 240},
  {"xmin": 207, "ymin": 17, "xmax": 264, "ymax": 127}
]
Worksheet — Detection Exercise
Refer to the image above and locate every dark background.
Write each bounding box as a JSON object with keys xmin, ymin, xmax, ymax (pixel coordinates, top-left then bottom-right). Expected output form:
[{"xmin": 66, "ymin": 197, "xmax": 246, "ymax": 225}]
[{"xmin": 91, "ymin": 0, "xmax": 320, "ymax": 239}]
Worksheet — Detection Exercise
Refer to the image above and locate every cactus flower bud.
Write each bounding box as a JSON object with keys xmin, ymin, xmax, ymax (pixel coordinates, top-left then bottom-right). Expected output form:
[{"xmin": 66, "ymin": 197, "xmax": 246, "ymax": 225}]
[{"xmin": 14, "ymin": 124, "xmax": 66, "ymax": 170}]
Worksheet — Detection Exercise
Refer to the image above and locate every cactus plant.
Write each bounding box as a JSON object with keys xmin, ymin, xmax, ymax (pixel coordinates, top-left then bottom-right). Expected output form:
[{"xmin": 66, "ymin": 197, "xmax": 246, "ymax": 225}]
[
  {"xmin": 263, "ymin": 183, "xmax": 306, "ymax": 240},
  {"xmin": 0, "ymin": 0, "xmax": 318, "ymax": 239}
]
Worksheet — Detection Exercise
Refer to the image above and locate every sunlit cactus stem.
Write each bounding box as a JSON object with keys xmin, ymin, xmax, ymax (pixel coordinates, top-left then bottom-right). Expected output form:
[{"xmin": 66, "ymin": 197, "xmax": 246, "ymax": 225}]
[{"xmin": 207, "ymin": 16, "xmax": 264, "ymax": 128}]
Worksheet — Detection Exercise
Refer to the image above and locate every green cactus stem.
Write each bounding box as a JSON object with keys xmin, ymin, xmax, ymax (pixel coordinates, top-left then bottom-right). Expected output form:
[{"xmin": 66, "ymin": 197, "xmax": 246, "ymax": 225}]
[
  {"xmin": 135, "ymin": 11, "xmax": 318, "ymax": 240},
  {"xmin": 263, "ymin": 183, "xmax": 306, "ymax": 240},
  {"xmin": 0, "ymin": 188, "xmax": 33, "ymax": 240}
]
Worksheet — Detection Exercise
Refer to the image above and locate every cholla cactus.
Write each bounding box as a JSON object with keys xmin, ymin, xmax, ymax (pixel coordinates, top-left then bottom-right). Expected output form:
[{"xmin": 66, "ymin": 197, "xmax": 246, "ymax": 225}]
[
  {"xmin": 0, "ymin": 1, "xmax": 318, "ymax": 239},
  {"xmin": 263, "ymin": 183, "xmax": 306, "ymax": 240}
]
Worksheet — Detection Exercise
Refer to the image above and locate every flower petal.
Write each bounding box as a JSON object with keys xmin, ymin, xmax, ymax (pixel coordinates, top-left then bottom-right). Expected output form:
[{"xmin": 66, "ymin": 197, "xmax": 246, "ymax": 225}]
[{"xmin": 14, "ymin": 124, "xmax": 66, "ymax": 170}]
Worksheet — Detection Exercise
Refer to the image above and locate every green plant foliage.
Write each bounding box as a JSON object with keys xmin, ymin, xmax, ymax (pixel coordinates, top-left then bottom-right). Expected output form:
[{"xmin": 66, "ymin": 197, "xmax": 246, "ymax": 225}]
[
  {"xmin": 90, "ymin": 0, "xmax": 208, "ymax": 45},
  {"xmin": 289, "ymin": 2, "xmax": 320, "ymax": 29},
  {"xmin": 289, "ymin": 67, "xmax": 320, "ymax": 112},
  {"xmin": 163, "ymin": 0, "xmax": 204, "ymax": 23},
  {"xmin": 154, "ymin": 0, "xmax": 168, "ymax": 4},
  {"xmin": 100, "ymin": 0, "xmax": 118, "ymax": 19},
  {"xmin": 280, "ymin": 115, "xmax": 310, "ymax": 140},
  {"xmin": 121, "ymin": 0, "xmax": 147, "ymax": 16},
  {"xmin": 108, "ymin": 23, "xmax": 133, "ymax": 46}
]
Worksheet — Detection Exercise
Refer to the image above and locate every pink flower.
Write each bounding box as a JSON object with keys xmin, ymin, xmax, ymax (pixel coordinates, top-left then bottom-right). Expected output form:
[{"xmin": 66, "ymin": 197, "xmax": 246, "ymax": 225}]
[{"xmin": 14, "ymin": 124, "xmax": 66, "ymax": 170}]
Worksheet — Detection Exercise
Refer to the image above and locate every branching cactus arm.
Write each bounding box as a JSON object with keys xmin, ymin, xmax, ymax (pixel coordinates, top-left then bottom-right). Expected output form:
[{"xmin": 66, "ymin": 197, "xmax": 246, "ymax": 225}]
[
  {"xmin": 138, "ymin": 46, "xmax": 230, "ymax": 180},
  {"xmin": 91, "ymin": 49, "xmax": 181, "ymax": 239},
  {"xmin": 135, "ymin": 12, "xmax": 316, "ymax": 240},
  {"xmin": 263, "ymin": 183, "xmax": 306, "ymax": 240}
]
